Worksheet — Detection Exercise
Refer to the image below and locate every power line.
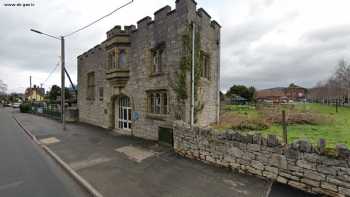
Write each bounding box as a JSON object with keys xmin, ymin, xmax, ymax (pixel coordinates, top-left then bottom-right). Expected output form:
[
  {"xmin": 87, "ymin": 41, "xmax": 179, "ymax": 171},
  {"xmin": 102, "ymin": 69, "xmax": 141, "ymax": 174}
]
[
  {"xmin": 64, "ymin": 0, "xmax": 134, "ymax": 37},
  {"xmin": 42, "ymin": 62, "xmax": 60, "ymax": 86}
]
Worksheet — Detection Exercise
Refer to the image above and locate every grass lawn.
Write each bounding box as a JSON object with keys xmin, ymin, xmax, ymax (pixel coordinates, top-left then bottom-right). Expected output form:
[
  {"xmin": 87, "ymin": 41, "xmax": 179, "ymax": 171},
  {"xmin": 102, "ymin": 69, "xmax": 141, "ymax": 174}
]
[{"xmin": 218, "ymin": 103, "xmax": 350, "ymax": 148}]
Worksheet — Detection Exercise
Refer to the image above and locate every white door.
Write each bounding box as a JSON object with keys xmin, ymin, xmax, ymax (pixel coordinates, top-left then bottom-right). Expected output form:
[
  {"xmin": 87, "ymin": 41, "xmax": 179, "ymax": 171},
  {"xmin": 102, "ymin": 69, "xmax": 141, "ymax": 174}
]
[{"xmin": 117, "ymin": 96, "xmax": 132, "ymax": 130}]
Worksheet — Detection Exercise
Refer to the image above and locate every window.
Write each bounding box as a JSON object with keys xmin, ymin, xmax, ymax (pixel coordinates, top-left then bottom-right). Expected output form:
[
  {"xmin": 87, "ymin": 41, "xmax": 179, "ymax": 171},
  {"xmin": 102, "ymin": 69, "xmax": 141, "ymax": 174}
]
[
  {"xmin": 152, "ymin": 50, "xmax": 162, "ymax": 74},
  {"xmin": 151, "ymin": 42, "xmax": 165, "ymax": 74},
  {"xmin": 87, "ymin": 72, "xmax": 95, "ymax": 100},
  {"xmin": 108, "ymin": 50, "xmax": 117, "ymax": 69},
  {"xmin": 200, "ymin": 51, "xmax": 210, "ymax": 79},
  {"xmin": 99, "ymin": 87, "xmax": 104, "ymax": 101},
  {"xmin": 118, "ymin": 49, "xmax": 127, "ymax": 68},
  {"xmin": 147, "ymin": 90, "xmax": 168, "ymax": 115}
]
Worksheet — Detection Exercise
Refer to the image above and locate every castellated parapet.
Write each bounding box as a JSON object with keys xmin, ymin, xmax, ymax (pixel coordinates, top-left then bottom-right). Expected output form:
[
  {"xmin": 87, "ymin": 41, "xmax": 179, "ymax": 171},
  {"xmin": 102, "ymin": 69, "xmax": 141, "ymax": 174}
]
[
  {"xmin": 77, "ymin": 0, "xmax": 221, "ymax": 142},
  {"xmin": 79, "ymin": 0, "xmax": 220, "ymax": 59}
]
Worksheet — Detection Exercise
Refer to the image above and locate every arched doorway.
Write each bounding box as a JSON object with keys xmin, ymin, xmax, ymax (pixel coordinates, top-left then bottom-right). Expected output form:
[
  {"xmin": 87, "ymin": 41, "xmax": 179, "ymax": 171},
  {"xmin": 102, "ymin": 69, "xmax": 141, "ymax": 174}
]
[{"xmin": 115, "ymin": 96, "xmax": 132, "ymax": 130}]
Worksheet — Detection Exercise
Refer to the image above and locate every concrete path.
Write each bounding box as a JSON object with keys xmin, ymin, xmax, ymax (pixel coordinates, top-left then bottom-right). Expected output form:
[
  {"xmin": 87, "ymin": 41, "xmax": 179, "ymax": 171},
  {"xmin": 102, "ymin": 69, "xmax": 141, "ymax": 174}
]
[
  {"xmin": 12, "ymin": 108, "xmax": 319, "ymax": 197},
  {"xmin": 0, "ymin": 107, "xmax": 87, "ymax": 197}
]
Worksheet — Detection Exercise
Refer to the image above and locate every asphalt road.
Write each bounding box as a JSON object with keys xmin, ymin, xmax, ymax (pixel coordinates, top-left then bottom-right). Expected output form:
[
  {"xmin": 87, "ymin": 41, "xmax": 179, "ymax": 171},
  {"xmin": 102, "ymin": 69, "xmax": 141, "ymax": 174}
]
[{"xmin": 0, "ymin": 107, "xmax": 86, "ymax": 197}]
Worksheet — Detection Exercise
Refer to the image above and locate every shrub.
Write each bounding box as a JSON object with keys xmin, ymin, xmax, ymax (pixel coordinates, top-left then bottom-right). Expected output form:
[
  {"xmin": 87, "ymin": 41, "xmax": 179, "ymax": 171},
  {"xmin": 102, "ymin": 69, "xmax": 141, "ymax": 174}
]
[
  {"xmin": 20, "ymin": 103, "xmax": 32, "ymax": 113},
  {"xmin": 233, "ymin": 118, "xmax": 271, "ymax": 131}
]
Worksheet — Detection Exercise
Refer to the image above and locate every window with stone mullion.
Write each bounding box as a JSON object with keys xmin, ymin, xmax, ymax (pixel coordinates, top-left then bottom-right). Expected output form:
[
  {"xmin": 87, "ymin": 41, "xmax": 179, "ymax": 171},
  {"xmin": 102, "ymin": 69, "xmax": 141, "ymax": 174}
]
[
  {"xmin": 152, "ymin": 50, "xmax": 162, "ymax": 74},
  {"xmin": 118, "ymin": 49, "xmax": 127, "ymax": 69}
]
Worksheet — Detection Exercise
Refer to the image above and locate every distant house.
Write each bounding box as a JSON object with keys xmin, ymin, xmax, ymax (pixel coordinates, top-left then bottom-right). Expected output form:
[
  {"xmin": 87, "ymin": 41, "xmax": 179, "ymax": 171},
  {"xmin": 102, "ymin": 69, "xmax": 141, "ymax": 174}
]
[
  {"xmin": 285, "ymin": 83, "xmax": 307, "ymax": 102},
  {"xmin": 25, "ymin": 85, "xmax": 45, "ymax": 102},
  {"xmin": 256, "ymin": 84, "xmax": 307, "ymax": 103},
  {"xmin": 256, "ymin": 88, "xmax": 287, "ymax": 103}
]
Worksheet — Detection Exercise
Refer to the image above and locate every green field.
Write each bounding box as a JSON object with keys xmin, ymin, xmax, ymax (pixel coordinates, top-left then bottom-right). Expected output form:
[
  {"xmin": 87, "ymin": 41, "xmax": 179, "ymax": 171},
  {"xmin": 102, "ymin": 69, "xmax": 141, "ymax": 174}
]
[{"xmin": 217, "ymin": 103, "xmax": 350, "ymax": 148}]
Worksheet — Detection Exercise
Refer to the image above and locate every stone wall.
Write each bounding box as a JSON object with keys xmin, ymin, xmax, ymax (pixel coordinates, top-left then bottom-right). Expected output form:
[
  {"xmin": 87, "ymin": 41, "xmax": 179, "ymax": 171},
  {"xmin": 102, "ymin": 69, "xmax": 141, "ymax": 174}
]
[
  {"xmin": 78, "ymin": 45, "xmax": 109, "ymax": 128},
  {"xmin": 173, "ymin": 122, "xmax": 350, "ymax": 197}
]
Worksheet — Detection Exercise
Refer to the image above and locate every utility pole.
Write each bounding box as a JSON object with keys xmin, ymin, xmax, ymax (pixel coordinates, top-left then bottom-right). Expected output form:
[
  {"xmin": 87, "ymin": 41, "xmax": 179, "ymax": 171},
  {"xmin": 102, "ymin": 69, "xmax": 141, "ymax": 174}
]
[
  {"xmin": 282, "ymin": 110, "xmax": 288, "ymax": 145},
  {"xmin": 30, "ymin": 76, "xmax": 32, "ymax": 89},
  {"xmin": 30, "ymin": 0, "xmax": 133, "ymax": 131},
  {"xmin": 30, "ymin": 29, "xmax": 66, "ymax": 130},
  {"xmin": 61, "ymin": 36, "xmax": 66, "ymax": 130}
]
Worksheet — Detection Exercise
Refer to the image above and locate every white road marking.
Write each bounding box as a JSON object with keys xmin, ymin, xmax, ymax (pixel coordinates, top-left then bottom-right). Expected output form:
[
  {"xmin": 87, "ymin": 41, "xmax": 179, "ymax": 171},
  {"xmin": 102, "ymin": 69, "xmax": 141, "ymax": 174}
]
[
  {"xmin": 40, "ymin": 137, "xmax": 60, "ymax": 145},
  {"xmin": 0, "ymin": 181, "xmax": 24, "ymax": 191},
  {"xmin": 115, "ymin": 145, "xmax": 155, "ymax": 163},
  {"xmin": 69, "ymin": 157, "xmax": 112, "ymax": 171}
]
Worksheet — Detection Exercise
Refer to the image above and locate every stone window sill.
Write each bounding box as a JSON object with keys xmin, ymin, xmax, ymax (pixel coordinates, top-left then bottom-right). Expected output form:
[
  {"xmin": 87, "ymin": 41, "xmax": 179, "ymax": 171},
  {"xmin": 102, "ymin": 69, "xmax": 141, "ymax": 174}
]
[
  {"xmin": 106, "ymin": 68, "xmax": 129, "ymax": 74},
  {"xmin": 145, "ymin": 113, "xmax": 170, "ymax": 121},
  {"xmin": 149, "ymin": 72, "xmax": 166, "ymax": 78}
]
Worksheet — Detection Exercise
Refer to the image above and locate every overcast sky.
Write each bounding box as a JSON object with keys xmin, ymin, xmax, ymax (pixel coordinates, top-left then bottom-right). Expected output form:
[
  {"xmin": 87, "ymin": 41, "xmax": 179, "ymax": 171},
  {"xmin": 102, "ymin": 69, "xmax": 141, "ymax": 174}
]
[{"xmin": 1, "ymin": 0, "xmax": 350, "ymax": 93}]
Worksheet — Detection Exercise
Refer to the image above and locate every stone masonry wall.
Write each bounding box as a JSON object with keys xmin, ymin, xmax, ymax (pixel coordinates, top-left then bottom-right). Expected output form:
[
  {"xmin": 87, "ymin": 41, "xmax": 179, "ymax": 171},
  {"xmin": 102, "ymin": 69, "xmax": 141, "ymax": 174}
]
[
  {"xmin": 78, "ymin": 45, "xmax": 109, "ymax": 128},
  {"xmin": 173, "ymin": 122, "xmax": 350, "ymax": 197}
]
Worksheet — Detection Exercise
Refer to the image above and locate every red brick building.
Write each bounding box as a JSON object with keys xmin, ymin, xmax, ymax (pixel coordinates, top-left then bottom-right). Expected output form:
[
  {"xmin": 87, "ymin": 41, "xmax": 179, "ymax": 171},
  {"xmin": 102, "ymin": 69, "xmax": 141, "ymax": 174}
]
[
  {"xmin": 285, "ymin": 83, "xmax": 307, "ymax": 101},
  {"xmin": 256, "ymin": 84, "xmax": 307, "ymax": 103}
]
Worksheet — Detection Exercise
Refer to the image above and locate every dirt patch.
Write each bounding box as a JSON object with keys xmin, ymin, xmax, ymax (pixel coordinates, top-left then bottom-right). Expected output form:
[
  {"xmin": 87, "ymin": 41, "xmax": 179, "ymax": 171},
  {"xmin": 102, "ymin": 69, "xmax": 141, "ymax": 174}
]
[
  {"xmin": 215, "ymin": 104, "xmax": 334, "ymax": 131},
  {"xmin": 260, "ymin": 107, "xmax": 334, "ymax": 125}
]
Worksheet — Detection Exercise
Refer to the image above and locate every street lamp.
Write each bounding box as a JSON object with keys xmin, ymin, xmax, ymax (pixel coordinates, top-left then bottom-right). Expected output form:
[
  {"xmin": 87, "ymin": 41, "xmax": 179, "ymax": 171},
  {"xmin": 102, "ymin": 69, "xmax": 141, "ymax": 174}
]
[{"xmin": 30, "ymin": 29, "xmax": 66, "ymax": 130}]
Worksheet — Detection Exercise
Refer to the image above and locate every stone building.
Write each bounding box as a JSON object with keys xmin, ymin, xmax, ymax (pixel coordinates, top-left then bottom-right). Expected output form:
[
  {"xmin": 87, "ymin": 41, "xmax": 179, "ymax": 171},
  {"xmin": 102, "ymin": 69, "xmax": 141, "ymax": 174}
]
[{"xmin": 77, "ymin": 0, "xmax": 221, "ymax": 143}]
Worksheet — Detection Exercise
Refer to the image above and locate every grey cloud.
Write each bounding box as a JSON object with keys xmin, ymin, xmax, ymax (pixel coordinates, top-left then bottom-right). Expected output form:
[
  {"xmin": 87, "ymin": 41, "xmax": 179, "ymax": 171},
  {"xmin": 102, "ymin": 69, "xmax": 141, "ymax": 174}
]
[
  {"xmin": 222, "ymin": 11, "xmax": 299, "ymax": 52},
  {"xmin": 264, "ymin": 0, "xmax": 275, "ymax": 7},
  {"xmin": 302, "ymin": 25, "xmax": 350, "ymax": 43},
  {"xmin": 221, "ymin": 23, "xmax": 350, "ymax": 91}
]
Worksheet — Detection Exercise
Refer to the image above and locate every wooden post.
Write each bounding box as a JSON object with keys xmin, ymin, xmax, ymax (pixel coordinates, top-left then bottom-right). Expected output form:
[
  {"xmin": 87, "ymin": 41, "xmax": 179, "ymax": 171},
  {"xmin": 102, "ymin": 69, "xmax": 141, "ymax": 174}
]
[
  {"xmin": 336, "ymin": 99, "xmax": 339, "ymax": 113},
  {"xmin": 318, "ymin": 139, "xmax": 326, "ymax": 155},
  {"xmin": 282, "ymin": 110, "xmax": 288, "ymax": 145}
]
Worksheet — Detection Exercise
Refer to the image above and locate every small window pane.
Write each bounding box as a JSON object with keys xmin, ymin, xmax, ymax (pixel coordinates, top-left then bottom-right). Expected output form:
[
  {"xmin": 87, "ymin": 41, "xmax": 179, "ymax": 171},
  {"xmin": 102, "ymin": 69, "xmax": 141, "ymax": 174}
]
[
  {"xmin": 99, "ymin": 87, "xmax": 104, "ymax": 101},
  {"xmin": 150, "ymin": 94, "xmax": 154, "ymax": 113},
  {"xmin": 163, "ymin": 93, "xmax": 167, "ymax": 114},
  {"xmin": 152, "ymin": 50, "xmax": 162, "ymax": 74},
  {"xmin": 118, "ymin": 50, "xmax": 127, "ymax": 68}
]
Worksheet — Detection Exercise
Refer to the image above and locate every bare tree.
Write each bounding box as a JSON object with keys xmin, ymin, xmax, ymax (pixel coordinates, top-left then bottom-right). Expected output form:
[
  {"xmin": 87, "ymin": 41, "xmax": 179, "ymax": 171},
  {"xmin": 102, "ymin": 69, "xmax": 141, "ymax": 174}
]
[
  {"xmin": 0, "ymin": 80, "xmax": 7, "ymax": 95},
  {"xmin": 310, "ymin": 59, "xmax": 350, "ymax": 106}
]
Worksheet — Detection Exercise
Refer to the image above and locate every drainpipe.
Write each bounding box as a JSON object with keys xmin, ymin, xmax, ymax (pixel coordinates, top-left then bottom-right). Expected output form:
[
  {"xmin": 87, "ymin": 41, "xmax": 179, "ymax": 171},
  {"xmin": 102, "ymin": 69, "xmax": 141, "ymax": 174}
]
[
  {"xmin": 190, "ymin": 22, "xmax": 195, "ymax": 128},
  {"xmin": 216, "ymin": 31, "xmax": 221, "ymax": 124}
]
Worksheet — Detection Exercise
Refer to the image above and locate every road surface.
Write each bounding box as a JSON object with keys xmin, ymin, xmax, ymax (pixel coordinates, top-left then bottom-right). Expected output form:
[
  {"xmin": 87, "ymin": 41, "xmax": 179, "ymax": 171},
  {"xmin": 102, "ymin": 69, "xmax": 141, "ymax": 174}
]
[{"xmin": 0, "ymin": 107, "xmax": 86, "ymax": 197}]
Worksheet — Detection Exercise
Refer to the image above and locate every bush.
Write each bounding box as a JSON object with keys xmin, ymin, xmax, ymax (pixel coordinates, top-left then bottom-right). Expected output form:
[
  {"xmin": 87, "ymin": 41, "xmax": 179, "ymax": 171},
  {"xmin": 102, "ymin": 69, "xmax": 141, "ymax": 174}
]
[
  {"xmin": 20, "ymin": 103, "xmax": 32, "ymax": 113},
  {"xmin": 233, "ymin": 118, "xmax": 271, "ymax": 131}
]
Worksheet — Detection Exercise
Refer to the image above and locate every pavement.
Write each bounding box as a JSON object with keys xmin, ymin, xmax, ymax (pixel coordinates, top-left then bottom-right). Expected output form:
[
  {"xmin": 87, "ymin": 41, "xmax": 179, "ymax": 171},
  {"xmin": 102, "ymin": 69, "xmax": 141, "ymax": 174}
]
[
  {"xmin": 9, "ymin": 107, "xmax": 320, "ymax": 197},
  {"xmin": 0, "ymin": 107, "xmax": 87, "ymax": 197}
]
